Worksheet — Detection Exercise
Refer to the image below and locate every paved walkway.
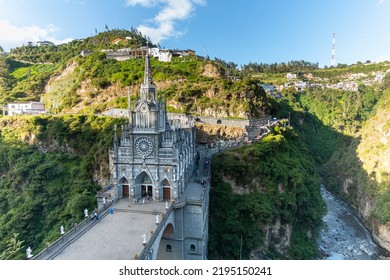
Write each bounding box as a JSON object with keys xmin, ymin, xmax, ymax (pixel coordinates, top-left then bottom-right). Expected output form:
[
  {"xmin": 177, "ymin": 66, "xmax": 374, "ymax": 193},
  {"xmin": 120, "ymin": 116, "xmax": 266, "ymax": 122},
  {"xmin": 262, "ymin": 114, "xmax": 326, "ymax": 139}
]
[{"xmin": 53, "ymin": 199, "xmax": 169, "ymax": 260}]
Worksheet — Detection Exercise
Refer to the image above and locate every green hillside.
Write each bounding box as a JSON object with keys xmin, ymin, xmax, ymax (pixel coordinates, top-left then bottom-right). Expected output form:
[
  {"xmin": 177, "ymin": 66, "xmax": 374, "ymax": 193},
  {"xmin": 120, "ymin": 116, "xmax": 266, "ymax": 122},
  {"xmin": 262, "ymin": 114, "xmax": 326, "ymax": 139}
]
[{"xmin": 1, "ymin": 29, "xmax": 390, "ymax": 259}]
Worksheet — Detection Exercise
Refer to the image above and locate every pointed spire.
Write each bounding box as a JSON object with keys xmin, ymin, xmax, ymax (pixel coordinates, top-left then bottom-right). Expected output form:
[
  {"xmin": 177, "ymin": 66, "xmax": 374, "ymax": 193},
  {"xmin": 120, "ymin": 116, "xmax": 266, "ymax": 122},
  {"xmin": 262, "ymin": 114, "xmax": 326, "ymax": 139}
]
[
  {"xmin": 113, "ymin": 124, "xmax": 118, "ymax": 146},
  {"xmin": 140, "ymin": 47, "xmax": 157, "ymax": 102},
  {"xmin": 113, "ymin": 124, "xmax": 118, "ymax": 162},
  {"xmin": 128, "ymin": 87, "xmax": 131, "ymax": 114},
  {"xmin": 143, "ymin": 54, "xmax": 153, "ymax": 86}
]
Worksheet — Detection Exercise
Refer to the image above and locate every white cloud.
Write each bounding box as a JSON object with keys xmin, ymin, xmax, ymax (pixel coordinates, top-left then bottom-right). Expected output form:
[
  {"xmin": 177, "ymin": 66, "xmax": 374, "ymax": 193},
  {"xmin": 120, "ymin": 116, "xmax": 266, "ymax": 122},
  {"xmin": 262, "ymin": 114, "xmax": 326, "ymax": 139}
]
[
  {"xmin": 127, "ymin": 0, "xmax": 160, "ymax": 7},
  {"xmin": 0, "ymin": 20, "xmax": 73, "ymax": 51},
  {"xmin": 377, "ymin": 0, "xmax": 385, "ymax": 5},
  {"xmin": 126, "ymin": 0, "xmax": 206, "ymax": 43},
  {"xmin": 373, "ymin": 55, "xmax": 390, "ymax": 63}
]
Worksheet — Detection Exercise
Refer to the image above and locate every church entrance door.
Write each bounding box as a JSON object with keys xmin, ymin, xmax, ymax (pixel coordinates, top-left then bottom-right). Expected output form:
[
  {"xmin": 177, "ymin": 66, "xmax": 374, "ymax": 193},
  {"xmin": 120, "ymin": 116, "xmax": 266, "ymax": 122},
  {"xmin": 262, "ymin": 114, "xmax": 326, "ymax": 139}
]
[
  {"xmin": 121, "ymin": 177, "xmax": 129, "ymax": 198},
  {"xmin": 162, "ymin": 179, "xmax": 171, "ymax": 201},
  {"xmin": 138, "ymin": 173, "xmax": 153, "ymax": 199},
  {"xmin": 141, "ymin": 185, "xmax": 153, "ymax": 198},
  {"xmin": 163, "ymin": 187, "xmax": 170, "ymax": 201}
]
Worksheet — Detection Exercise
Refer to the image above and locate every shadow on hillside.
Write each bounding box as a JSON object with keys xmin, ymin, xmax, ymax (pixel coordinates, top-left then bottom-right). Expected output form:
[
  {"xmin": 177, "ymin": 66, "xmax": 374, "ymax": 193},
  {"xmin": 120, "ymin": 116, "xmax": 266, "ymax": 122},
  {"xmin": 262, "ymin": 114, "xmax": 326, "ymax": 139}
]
[{"xmin": 275, "ymin": 99, "xmax": 390, "ymax": 256}]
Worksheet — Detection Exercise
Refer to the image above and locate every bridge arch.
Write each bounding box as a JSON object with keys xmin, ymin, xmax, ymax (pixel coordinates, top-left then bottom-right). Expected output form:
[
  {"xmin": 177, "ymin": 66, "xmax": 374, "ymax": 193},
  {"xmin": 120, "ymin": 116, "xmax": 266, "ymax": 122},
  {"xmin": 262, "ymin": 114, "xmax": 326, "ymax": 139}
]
[{"xmin": 157, "ymin": 223, "xmax": 180, "ymax": 259}]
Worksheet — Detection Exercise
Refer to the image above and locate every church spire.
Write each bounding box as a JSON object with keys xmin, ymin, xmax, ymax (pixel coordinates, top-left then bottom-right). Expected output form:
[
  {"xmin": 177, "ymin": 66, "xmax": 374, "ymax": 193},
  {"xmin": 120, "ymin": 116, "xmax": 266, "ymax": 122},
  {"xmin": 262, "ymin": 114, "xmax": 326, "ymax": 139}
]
[
  {"xmin": 143, "ymin": 54, "xmax": 153, "ymax": 86},
  {"xmin": 113, "ymin": 124, "xmax": 118, "ymax": 163},
  {"xmin": 140, "ymin": 49, "xmax": 157, "ymax": 102}
]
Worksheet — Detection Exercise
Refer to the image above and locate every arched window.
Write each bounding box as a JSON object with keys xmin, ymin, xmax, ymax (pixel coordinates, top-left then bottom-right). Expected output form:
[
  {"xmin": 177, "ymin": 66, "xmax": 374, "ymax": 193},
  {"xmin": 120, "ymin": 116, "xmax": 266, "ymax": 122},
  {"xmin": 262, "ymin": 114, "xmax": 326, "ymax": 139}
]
[
  {"xmin": 190, "ymin": 244, "xmax": 196, "ymax": 252},
  {"xmin": 166, "ymin": 244, "xmax": 172, "ymax": 252},
  {"xmin": 140, "ymin": 112, "xmax": 149, "ymax": 128},
  {"xmin": 141, "ymin": 174, "xmax": 152, "ymax": 184}
]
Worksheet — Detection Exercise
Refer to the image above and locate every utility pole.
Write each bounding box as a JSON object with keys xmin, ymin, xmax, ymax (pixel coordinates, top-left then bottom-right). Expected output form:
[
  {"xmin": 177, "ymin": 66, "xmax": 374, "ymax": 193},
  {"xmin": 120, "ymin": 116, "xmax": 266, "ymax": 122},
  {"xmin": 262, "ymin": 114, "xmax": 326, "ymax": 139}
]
[{"xmin": 331, "ymin": 33, "xmax": 336, "ymax": 67}]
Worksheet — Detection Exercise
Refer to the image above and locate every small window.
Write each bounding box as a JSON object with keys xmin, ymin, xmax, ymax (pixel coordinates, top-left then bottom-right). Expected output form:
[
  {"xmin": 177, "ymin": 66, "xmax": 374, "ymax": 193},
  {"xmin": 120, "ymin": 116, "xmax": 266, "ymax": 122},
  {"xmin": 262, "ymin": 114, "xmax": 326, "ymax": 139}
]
[
  {"xmin": 166, "ymin": 244, "xmax": 172, "ymax": 252},
  {"xmin": 190, "ymin": 244, "xmax": 196, "ymax": 252}
]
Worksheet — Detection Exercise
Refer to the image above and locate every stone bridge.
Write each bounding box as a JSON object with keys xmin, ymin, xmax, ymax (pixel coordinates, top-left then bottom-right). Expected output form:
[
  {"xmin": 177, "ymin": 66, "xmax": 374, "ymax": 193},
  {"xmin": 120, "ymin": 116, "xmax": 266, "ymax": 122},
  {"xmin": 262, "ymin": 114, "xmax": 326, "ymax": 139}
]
[
  {"xmin": 31, "ymin": 114, "xmax": 280, "ymax": 260},
  {"xmin": 32, "ymin": 154, "xmax": 211, "ymax": 260}
]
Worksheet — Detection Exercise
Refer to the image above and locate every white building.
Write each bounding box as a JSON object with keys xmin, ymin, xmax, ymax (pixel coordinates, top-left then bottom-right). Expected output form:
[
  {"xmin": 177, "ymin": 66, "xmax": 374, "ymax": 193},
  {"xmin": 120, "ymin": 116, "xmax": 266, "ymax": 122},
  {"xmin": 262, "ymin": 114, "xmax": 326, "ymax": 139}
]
[
  {"xmin": 287, "ymin": 73, "xmax": 297, "ymax": 80},
  {"xmin": 37, "ymin": 41, "xmax": 54, "ymax": 47},
  {"xmin": 294, "ymin": 81, "xmax": 309, "ymax": 91},
  {"xmin": 149, "ymin": 48, "xmax": 172, "ymax": 62},
  {"xmin": 7, "ymin": 102, "xmax": 46, "ymax": 116}
]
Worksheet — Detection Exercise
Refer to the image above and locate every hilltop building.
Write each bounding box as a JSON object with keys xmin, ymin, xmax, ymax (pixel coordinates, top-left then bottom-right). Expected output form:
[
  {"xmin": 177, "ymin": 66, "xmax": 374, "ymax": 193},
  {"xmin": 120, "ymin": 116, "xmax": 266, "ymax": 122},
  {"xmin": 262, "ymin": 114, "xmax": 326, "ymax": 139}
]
[
  {"xmin": 6, "ymin": 101, "xmax": 46, "ymax": 116},
  {"xmin": 37, "ymin": 41, "xmax": 54, "ymax": 47}
]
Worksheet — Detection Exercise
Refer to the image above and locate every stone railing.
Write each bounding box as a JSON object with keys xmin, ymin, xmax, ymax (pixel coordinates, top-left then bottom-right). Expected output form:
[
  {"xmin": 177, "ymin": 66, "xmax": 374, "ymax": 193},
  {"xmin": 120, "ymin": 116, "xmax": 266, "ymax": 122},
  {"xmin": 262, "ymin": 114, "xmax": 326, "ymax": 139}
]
[
  {"xmin": 31, "ymin": 200, "xmax": 116, "ymax": 260},
  {"xmin": 138, "ymin": 206, "xmax": 174, "ymax": 260}
]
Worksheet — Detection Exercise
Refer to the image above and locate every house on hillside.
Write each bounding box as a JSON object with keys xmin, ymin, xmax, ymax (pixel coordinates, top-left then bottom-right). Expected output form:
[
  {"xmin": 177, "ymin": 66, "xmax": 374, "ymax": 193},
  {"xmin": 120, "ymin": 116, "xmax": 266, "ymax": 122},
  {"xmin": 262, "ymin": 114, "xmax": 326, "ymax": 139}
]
[
  {"xmin": 260, "ymin": 83, "xmax": 281, "ymax": 99},
  {"xmin": 128, "ymin": 47, "xmax": 148, "ymax": 58},
  {"xmin": 37, "ymin": 41, "xmax": 54, "ymax": 47},
  {"xmin": 375, "ymin": 74, "xmax": 385, "ymax": 83},
  {"xmin": 171, "ymin": 49, "xmax": 196, "ymax": 57},
  {"xmin": 294, "ymin": 81, "xmax": 308, "ymax": 91},
  {"xmin": 149, "ymin": 48, "xmax": 172, "ymax": 62},
  {"xmin": 105, "ymin": 51, "xmax": 131, "ymax": 61},
  {"xmin": 7, "ymin": 101, "xmax": 46, "ymax": 116},
  {"xmin": 260, "ymin": 83, "xmax": 276, "ymax": 94},
  {"xmin": 287, "ymin": 73, "xmax": 297, "ymax": 80},
  {"xmin": 80, "ymin": 50, "xmax": 94, "ymax": 57}
]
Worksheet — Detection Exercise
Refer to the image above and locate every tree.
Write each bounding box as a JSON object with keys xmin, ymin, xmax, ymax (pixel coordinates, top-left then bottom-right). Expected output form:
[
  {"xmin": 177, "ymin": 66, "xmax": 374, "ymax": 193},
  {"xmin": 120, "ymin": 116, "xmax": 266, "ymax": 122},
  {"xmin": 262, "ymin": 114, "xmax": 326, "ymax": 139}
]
[
  {"xmin": 0, "ymin": 45, "xmax": 4, "ymax": 53},
  {"xmin": 0, "ymin": 233, "xmax": 24, "ymax": 260},
  {"xmin": 382, "ymin": 73, "xmax": 390, "ymax": 90}
]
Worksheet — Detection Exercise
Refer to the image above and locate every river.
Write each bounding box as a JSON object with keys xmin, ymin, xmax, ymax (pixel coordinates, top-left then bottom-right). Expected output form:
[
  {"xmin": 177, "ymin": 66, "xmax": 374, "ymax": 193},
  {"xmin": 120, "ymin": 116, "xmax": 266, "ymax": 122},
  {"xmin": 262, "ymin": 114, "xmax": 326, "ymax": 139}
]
[{"xmin": 317, "ymin": 186, "xmax": 389, "ymax": 260}]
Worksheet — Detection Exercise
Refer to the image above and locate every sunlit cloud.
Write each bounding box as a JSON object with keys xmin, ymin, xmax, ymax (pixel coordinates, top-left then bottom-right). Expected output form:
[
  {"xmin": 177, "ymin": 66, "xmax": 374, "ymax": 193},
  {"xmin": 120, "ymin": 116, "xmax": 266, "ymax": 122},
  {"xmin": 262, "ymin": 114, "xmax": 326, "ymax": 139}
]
[
  {"xmin": 126, "ymin": 0, "xmax": 206, "ymax": 43},
  {"xmin": 0, "ymin": 20, "xmax": 73, "ymax": 51},
  {"xmin": 377, "ymin": 0, "xmax": 385, "ymax": 6}
]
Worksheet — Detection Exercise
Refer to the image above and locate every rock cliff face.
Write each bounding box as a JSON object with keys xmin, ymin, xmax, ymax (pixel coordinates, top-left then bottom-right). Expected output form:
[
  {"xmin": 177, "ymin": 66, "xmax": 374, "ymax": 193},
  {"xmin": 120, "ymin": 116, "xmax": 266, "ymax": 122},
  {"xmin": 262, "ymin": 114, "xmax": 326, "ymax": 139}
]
[
  {"xmin": 355, "ymin": 94, "xmax": 390, "ymax": 252},
  {"xmin": 324, "ymin": 91, "xmax": 390, "ymax": 253},
  {"xmin": 195, "ymin": 123, "xmax": 246, "ymax": 144},
  {"xmin": 251, "ymin": 218, "xmax": 292, "ymax": 259}
]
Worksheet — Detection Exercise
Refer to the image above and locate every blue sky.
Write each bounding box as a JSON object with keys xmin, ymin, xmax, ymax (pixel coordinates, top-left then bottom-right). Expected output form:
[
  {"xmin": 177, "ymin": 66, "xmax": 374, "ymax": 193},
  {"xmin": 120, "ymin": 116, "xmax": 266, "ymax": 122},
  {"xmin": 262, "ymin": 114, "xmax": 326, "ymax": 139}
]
[{"xmin": 0, "ymin": 0, "xmax": 389, "ymax": 67}]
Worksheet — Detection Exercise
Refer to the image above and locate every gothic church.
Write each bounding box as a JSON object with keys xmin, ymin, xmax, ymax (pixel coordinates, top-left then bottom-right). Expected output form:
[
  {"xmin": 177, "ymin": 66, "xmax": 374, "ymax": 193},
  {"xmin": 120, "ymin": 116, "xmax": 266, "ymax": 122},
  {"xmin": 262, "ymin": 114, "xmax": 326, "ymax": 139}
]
[{"xmin": 109, "ymin": 55, "xmax": 196, "ymax": 203}]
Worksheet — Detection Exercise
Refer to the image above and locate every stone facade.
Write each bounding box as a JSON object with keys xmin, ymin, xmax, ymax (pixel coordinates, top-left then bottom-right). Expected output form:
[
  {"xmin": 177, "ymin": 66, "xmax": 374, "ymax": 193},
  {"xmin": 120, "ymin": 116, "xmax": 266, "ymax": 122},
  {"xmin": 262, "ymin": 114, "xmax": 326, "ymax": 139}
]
[
  {"xmin": 109, "ymin": 55, "xmax": 196, "ymax": 203},
  {"xmin": 107, "ymin": 55, "xmax": 208, "ymax": 260}
]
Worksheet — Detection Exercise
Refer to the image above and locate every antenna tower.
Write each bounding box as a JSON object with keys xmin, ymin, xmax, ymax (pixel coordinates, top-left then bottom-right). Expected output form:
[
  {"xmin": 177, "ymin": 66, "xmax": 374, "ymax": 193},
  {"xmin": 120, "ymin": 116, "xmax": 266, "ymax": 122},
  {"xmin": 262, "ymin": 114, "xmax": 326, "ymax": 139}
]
[{"xmin": 331, "ymin": 33, "xmax": 336, "ymax": 67}]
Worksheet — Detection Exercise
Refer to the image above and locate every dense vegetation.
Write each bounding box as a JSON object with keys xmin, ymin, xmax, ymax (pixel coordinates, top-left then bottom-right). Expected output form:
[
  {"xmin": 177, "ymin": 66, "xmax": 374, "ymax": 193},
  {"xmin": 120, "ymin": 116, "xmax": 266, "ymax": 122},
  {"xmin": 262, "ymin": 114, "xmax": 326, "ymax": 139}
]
[
  {"xmin": 208, "ymin": 65, "xmax": 390, "ymax": 259},
  {"xmin": 209, "ymin": 126, "xmax": 326, "ymax": 259},
  {"xmin": 273, "ymin": 71, "xmax": 390, "ymax": 230},
  {"xmin": 0, "ymin": 115, "xmax": 125, "ymax": 259},
  {"xmin": 1, "ymin": 28, "xmax": 390, "ymax": 259},
  {"xmin": 1, "ymin": 29, "xmax": 154, "ymax": 106},
  {"xmin": 321, "ymin": 88, "xmax": 390, "ymax": 225},
  {"xmin": 8, "ymin": 29, "xmax": 154, "ymax": 64}
]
